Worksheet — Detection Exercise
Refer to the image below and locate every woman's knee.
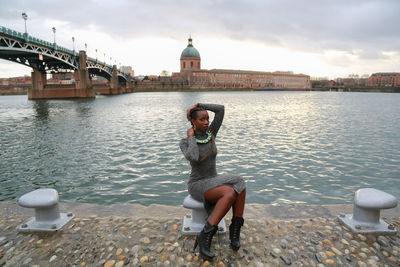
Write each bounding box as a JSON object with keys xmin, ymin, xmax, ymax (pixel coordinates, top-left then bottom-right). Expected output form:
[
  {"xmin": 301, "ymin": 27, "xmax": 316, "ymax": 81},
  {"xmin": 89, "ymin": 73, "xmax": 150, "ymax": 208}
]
[
  {"xmin": 222, "ymin": 187, "xmax": 237, "ymax": 202},
  {"xmin": 204, "ymin": 185, "xmax": 237, "ymax": 202}
]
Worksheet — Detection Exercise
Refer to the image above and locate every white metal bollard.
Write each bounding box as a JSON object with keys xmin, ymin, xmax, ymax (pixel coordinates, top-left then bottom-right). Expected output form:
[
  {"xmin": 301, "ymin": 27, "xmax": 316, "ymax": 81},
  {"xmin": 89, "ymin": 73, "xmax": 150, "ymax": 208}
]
[
  {"xmin": 182, "ymin": 195, "xmax": 226, "ymax": 235},
  {"xmin": 18, "ymin": 188, "xmax": 74, "ymax": 232},
  {"xmin": 338, "ymin": 188, "xmax": 398, "ymax": 234}
]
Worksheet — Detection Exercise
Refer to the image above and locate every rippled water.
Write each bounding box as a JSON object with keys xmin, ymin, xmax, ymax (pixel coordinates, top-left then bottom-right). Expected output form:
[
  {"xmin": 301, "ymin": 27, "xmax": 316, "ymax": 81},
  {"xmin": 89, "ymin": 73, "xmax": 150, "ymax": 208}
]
[{"xmin": 1, "ymin": 91, "xmax": 399, "ymax": 205}]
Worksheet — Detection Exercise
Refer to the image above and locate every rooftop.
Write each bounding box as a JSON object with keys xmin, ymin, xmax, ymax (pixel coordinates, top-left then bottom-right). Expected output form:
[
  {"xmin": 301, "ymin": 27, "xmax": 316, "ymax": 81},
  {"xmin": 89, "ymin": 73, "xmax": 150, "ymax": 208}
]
[{"xmin": 180, "ymin": 37, "xmax": 200, "ymax": 59}]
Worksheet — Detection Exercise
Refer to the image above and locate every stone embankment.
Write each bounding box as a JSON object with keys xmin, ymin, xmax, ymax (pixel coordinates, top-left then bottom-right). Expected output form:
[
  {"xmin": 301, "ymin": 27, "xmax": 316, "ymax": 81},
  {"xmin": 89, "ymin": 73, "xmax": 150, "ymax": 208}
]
[{"xmin": 0, "ymin": 202, "xmax": 399, "ymax": 267}]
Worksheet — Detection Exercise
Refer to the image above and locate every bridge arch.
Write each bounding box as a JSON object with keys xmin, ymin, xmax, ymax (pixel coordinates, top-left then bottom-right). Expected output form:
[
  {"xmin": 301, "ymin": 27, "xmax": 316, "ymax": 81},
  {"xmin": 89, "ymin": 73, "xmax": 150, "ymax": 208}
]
[{"xmin": 1, "ymin": 26, "xmax": 134, "ymax": 98}]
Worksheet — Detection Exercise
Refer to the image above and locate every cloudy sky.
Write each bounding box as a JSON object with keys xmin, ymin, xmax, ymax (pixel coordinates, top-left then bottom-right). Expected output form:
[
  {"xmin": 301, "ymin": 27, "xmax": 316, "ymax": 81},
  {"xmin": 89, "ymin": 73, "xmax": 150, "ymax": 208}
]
[{"xmin": 1, "ymin": 0, "xmax": 399, "ymax": 79}]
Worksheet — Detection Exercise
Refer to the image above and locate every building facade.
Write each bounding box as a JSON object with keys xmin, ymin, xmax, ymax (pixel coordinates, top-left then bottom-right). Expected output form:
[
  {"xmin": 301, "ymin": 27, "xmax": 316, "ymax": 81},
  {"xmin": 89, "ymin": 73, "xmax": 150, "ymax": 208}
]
[
  {"xmin": 0, "ymin": 75, "xmax": 31, "ymax": 94},
  {"xmin": 368, "ymin": 73, "xmax": 400, "ymax": 87},
  {"xmin": 121, "ymin": 66, "xmax": 135, "ymax": 77},
  {"xmin": 172, "ymin": 38, "xmax": 311, "ymax": 89}
]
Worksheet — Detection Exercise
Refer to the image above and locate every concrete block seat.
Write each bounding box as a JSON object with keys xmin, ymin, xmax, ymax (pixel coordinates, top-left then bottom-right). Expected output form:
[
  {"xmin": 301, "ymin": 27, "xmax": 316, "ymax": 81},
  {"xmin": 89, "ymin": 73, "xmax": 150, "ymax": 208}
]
[
  {"xmin": 18, "ymin": 188, "xmax": 74, "ymax": 232},
  {"xmin": 338, "ymin": 188, "xmax": 398, "ymax": 234},
  {"xmin": 182, "ymin": 195, "xmax": 226, "ymax": 235}
]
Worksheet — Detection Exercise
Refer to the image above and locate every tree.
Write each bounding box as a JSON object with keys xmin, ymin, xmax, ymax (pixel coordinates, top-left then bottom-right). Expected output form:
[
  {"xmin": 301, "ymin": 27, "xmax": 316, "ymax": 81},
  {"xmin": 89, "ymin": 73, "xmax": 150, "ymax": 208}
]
[{"xmin": 160, "ymin": 70, "xmax": 170, "ymax": 77}]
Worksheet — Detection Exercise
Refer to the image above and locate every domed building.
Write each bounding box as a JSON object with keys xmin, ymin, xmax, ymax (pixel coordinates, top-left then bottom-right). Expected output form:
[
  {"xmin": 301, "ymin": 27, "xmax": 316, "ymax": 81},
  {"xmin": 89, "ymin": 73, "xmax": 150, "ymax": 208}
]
[
  {"xmin": 171, "ymin": 36, "xmax": 311, "ymax": 89},
  {"xmin": 180, "ymin": 37, "xmax": 201, "ymax": 72}
]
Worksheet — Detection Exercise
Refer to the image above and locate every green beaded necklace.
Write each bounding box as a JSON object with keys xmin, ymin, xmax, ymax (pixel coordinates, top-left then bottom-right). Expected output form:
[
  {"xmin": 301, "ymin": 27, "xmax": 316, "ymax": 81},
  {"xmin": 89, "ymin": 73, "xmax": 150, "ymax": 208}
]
[{"xmin": 195, "ymin": 130, "xmax": 212, "ymax": 144}]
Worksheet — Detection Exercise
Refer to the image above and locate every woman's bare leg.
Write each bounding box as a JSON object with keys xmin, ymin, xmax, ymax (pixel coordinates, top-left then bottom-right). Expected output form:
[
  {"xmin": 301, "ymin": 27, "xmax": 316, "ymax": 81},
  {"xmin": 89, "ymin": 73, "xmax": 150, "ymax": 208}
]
[
  {"xmin": 204, "ymin": 186, "xmax": 237, "ymax": 226},
  {"xmin": 232, "ymin": 189, "xmax": 246, "ymax": 217}
]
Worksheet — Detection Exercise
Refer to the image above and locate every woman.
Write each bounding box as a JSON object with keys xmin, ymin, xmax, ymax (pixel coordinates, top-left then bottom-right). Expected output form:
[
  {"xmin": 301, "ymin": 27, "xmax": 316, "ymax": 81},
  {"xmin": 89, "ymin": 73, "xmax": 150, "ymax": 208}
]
[{"xmin": 179, "ymin": 103, "xmax": 246, "ymax": 261}]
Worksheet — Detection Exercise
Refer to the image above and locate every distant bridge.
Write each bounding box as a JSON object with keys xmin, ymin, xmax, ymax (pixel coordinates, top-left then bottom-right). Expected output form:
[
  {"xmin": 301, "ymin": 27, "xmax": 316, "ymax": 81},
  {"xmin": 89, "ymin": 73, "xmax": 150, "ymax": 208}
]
[{"xmin": 0, "ymin": 26, "xmax": 134, "ymax": 99}]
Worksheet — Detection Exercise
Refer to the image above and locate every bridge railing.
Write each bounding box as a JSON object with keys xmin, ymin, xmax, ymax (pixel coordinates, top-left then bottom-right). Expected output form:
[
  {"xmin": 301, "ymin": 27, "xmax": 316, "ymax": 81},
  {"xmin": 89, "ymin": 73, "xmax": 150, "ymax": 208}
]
[
  {"xmin": 0, "ymin": 25, "xmax": 80, "ymax": 56},
  {"xmin": 87, "ymin": 56, "xmax": 113, "ymax": 69},
  {"xmin": 85, "ymin": 57, "xmax": 129, "ymax": 78},
  {"xmin": 1, "ymin": 25, "xmax": 129, "ymax": 78}
]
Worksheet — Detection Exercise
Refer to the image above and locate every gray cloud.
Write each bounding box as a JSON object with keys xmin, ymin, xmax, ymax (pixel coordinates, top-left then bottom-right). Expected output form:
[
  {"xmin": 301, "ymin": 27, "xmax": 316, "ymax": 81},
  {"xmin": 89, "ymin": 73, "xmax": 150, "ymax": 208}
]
[{"xmin": 1, "ymin": 0, "xmax": 399, "ymax": 59}]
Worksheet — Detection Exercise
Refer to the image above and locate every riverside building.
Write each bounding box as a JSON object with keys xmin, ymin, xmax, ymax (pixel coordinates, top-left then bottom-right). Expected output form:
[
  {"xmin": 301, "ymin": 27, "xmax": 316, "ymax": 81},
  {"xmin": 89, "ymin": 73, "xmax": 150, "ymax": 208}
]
[
  {"xmin": 172, "ymin": 37, "xmax": 311, "ymax": 89},
  {"xmin": 368, "ymin": 73, "xmax": 400, "ymax": 87}
]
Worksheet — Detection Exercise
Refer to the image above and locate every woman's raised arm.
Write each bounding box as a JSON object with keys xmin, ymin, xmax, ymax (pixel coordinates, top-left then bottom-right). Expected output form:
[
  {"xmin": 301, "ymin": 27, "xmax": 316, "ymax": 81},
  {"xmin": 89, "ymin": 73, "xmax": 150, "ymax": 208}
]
[{"xmin": 198, "ymin": 103, "xmax": 225, "ymax": 137}]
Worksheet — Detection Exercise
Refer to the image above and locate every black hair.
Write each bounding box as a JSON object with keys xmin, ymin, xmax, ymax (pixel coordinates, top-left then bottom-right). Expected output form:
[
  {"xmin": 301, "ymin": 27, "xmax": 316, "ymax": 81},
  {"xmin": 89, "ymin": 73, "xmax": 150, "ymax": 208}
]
[{"xmin": 190, "ymin": 107, "xmax": 206, "ymax": 120}]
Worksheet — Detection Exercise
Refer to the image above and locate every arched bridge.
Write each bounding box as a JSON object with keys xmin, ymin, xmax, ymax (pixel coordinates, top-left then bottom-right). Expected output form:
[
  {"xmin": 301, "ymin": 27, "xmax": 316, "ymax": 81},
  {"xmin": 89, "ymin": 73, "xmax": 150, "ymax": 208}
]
[{"xmin": 0, "ymin": 26, "xmax": 134, "ymax": 99}]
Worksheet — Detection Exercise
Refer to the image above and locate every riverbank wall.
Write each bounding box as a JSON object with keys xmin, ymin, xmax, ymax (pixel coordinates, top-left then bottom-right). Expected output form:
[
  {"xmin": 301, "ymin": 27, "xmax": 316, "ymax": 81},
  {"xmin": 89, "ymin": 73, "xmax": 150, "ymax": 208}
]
[
  {"xmin": 2, "ymin": 86, "xmax": 400, "ymax": 95},
  {"xmin": 1, "ymin": 201, "xmax": 399, "ymax": 266},
  {"xmin": 0, "ymin": 85, "xmax": 29, "ymax": 95}
]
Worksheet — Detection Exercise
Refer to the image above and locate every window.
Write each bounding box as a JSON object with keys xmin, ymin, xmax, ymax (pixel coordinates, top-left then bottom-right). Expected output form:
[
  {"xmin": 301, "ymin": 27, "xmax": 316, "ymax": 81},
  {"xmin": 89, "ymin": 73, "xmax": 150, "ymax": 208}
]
[
  {"xmin": 191, "ymin": 62, "xmax": 193, "ymax": 68},
  {"xmin": 183, "ymin": 62, "xmax": 186, "ymax": 69},
  {"xmin": 198, "ymin": 62, "xmax": 200, "ymax": 68}
]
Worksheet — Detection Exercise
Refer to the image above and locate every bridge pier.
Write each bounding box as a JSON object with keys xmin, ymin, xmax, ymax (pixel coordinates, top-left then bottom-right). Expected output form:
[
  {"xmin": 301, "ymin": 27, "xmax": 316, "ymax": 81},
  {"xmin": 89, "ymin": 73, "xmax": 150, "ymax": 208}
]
[
  {"xmin": 110, "ymin": 65, "xmax": 124, "ymax": 94},
  {"xmin": 28, "ymin": 51, "xmax": 95, "ymax": 100},
  {"xmin": 28, "ymin": 69, "xmax": 47, "ymax": 99},
  {"xmin": 126, "ymin": 76, "xmax": 134, "ymax": 93}
]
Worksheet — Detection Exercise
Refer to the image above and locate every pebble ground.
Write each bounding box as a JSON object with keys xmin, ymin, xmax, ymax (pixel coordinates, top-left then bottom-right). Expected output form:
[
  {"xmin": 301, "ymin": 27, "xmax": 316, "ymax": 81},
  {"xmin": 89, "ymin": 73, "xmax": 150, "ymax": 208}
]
[{"xmin": 0, "ymin": 202, "xmax": 399, "ymax": 267}]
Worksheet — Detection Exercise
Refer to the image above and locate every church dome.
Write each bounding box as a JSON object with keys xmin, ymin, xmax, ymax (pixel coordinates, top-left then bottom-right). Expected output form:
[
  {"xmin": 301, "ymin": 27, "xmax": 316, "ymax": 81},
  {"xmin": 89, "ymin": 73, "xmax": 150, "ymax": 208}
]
[{"xmin": 180, "ymin": 37, "xmax": 200, "ymax": 59}]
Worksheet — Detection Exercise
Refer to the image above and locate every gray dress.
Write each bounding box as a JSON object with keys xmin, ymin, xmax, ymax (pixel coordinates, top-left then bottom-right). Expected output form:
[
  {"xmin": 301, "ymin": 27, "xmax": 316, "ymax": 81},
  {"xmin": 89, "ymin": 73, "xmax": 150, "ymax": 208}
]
[{"xmin": 180, "ymin": 103, "xmax": 246, "ymax": 213}]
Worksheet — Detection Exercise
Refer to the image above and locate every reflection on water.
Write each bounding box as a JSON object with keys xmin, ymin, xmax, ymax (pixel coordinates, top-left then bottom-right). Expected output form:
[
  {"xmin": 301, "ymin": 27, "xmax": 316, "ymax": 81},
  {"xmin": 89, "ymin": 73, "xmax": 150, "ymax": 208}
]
[
  {"xmin": 33, "ymin": 100, "xmax": 50, "ymax": 120},
  {"xmin": 0, "ymin": 92, "xmax": 399, "ymax": 206}
]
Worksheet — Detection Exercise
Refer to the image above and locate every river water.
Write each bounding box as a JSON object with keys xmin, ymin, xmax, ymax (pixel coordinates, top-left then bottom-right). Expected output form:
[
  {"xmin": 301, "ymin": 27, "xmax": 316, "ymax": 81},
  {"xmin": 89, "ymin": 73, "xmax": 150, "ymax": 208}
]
[{"xmin": 1, "ymin": 91, "xmax": 399, "ymax": 206}]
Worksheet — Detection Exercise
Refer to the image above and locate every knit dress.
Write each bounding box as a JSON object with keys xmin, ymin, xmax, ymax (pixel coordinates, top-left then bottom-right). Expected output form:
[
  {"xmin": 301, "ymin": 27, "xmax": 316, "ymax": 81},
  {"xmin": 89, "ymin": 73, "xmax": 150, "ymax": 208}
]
[{"xmin": 179, "ymin": 103, "xmax": 246, "ymax": 214}]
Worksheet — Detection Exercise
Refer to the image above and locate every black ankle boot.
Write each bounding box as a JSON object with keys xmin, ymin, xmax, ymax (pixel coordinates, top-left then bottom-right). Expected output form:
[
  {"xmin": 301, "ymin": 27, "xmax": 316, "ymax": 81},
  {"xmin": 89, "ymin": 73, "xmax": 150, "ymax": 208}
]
[
  {"xmin": 193, "ymin": 221, "xmax": 218, "ymax": 261},
  {"xmin": 229, "ymin": 216, "xmax": 244, "ymax": 251}
]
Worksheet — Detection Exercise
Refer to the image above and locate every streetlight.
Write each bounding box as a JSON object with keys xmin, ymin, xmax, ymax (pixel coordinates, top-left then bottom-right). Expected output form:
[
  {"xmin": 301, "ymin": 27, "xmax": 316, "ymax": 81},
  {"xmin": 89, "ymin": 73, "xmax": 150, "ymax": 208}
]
[
  {"xmin": 95, "ymin": 49, "xmax": 98, "ymax": 61},
  {"xmin": 72, "ymin": 37, "xmax": 75, "ymax": 53},
  {"xmin": 84, "ymin": 43, "xmax": 87, "ymax": 51},
  {"xmin": 52, "ymin": 27, "xmax": 56, "ymax": 44},
  {"xmin": 110, "ymin": 57, "xmax": 112, "ymax": 66},
  {"xmin": 103, "ymin": 53, "xmax": 106, "ymax": 65},
  {"xmin": 21, "ymin": 12, "xmax": 28, "ymax": 35}
]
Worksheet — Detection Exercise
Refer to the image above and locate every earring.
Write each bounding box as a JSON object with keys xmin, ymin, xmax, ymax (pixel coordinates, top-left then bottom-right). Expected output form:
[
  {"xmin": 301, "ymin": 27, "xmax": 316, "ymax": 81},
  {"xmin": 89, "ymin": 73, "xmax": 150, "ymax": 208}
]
[{"xmin": 193, "ymin": 125, "xmax": 197, "ymax": 130}]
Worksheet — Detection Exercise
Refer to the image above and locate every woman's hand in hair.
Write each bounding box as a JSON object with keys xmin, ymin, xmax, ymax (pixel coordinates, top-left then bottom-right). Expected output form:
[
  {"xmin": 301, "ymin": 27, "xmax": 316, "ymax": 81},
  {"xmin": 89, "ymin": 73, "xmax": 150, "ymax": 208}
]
[
  {"xmin": 187, "ymin": 103, "xmax": 199, "ymax": 121},
  {"xmin": 187, "ymin": 127, "xmax": 195, "ymax": 138}
]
